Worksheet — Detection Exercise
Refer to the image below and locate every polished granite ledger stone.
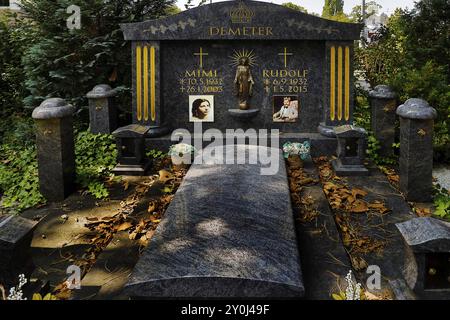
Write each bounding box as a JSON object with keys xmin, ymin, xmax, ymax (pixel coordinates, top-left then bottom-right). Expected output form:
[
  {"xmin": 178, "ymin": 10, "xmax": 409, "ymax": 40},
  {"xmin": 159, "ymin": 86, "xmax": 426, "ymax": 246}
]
[{"xmin": 123, "ymin": 145, "xmax": 304, "ymax": 298}]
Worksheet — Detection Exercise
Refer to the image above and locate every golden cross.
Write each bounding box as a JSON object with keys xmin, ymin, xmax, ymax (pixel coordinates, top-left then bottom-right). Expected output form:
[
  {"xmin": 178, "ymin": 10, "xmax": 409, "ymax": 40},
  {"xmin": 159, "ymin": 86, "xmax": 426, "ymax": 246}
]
[
  {"xmin": 194, "ymin": 47, "xmax": 208, "ymax": 68},
  {"xmin": 278, "ymin": 47, "xmax": 293, "ymax": 68}
]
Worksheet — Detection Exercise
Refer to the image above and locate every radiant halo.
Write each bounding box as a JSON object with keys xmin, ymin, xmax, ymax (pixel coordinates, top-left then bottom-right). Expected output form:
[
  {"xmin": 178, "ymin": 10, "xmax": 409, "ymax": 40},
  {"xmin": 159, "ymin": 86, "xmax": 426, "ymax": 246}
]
[{"xmin": 229, "ymin": 49, "xmax": 258, "ymax": 67}]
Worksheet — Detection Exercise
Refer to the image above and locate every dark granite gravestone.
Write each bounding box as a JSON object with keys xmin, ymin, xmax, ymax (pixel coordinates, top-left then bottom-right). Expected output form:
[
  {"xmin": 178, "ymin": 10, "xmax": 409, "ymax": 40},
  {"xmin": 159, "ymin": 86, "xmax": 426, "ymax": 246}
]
[
  {"xmin": 119, "ymin": 0, "xmax": 361, "ymax": 150},
  {"xmin": 369, "ymin": 85, "xmax": 397, "ymax": 157},
  {"xmin": 396, "ymin": 217, "xmax": 450, "ymax": 299},
  {"xmin": 32, "ymin": 98, "xmax": 76, "ymax": 201},
  {"xmin": 331, "ymin": 125, "xmax": 368, "ymax": 176},
  {"xmin": 86, "ymin": 84, "xmax": 118, "ymax": 134},
  {"xmin": 396, "ymin": 98, "xmax": 437, "ymax": 202},
  {"xmin": 123, "ymin": 145, "xmax": 304, "ymax": 298},
  {"xmin": 0, "ymin": 215, "xmax": 38, "ymax": 287}
]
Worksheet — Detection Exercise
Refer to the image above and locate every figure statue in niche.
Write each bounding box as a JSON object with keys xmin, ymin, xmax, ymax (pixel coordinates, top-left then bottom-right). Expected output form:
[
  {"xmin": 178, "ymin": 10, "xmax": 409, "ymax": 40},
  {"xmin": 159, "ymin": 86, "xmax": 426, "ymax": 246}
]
[{"xmin": 234, "ymin": 56, "xmax": 254, "ymax": 110}]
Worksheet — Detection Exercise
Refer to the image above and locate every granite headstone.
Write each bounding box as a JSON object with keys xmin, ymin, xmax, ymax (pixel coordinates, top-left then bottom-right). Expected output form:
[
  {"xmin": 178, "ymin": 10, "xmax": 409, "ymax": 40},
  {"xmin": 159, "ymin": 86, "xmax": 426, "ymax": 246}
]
[{"xmin": 119, "ymin": 0, "xmax": 361, "ymax": 150}]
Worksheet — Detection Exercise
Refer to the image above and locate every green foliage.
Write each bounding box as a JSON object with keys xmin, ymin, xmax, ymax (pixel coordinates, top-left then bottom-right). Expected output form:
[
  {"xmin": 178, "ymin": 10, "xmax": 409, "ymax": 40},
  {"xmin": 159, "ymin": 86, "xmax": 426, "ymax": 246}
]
[
  {"xmin": 349, "ymin": 1, "xmax": 382, "ymax": 23},
  {"xmin": 74, "ymin": 131, "xmax": 118, "ymax": 199},
  {"xmin": 282, "ymin": 2, "xmax": 308, "ymax": 13},
  {"xmin": 0, "ymin": 144, "xmax": 45, "ymax": 212},
  {"xmin": 146, "ymin": 148, "xmax": 167, "ymax": 160},
  {"xmin": 322, "ymin": 0, "xmax": 351, "ymax": 22},
  {"xmin": 322, "ymin": 0, "xmax": 344, "ymax": 17},
  {"xmin": 19, "ymin": 0, "xmax": 175, "ymax": 110},
  {"xmin": 355, "ymin": 1, "xmax": 450, "ymax": 162},
  {"xmin": 433, "ymin": 185, "xmax": 450, "ymax": 220},
  {"xmin": 0, "ymin": 117, "xmax": 44, "ymax": 213},
  {"xmin": 0, "ymin": 12, "xmax": 39, "ymax": 117}
]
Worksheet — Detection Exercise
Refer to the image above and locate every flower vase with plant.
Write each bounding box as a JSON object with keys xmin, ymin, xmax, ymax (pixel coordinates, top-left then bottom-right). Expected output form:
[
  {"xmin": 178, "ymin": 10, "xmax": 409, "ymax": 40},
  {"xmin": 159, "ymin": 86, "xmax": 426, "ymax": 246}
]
[
  {"xmin": 168, "ymin": 143, "xmax": 197, "ymax": 170},
  {"xmin": 282, "ymin": 141, "xmax": 311, "ymax": 167}
]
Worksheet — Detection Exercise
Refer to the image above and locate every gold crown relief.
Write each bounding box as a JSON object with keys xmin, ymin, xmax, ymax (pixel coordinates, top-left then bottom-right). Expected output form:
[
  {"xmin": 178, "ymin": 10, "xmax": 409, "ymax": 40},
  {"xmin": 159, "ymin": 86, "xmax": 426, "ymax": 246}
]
[{"xmin": 230, "ymin": 1, "xmax": 255, "ymax": 24}]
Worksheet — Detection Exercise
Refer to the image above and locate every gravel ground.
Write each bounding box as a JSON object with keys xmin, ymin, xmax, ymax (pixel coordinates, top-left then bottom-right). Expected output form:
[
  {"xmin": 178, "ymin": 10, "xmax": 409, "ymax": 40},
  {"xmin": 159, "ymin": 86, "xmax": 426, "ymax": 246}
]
[{"xmin": 433, "ymin": 165, "xmax": 450, "ymax": 192}]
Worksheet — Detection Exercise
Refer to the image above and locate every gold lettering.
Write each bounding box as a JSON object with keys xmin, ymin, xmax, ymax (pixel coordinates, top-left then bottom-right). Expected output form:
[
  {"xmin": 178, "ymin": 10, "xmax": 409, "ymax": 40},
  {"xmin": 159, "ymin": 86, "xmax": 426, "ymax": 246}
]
[
  {"xmin": 209, "ymin": 27, "xmax": 219, "ymax": 36},
  {"xmin": 267, "ymin": 27, "xmax": 273, "ymax": 35}
]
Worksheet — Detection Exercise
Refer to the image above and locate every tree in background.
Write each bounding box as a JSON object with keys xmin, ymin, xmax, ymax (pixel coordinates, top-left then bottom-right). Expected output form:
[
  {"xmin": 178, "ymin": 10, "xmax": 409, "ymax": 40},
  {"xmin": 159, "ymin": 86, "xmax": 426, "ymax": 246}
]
[
  {"xmin": 322, "ymin": 0, "xmax": 351, "ymax": 22},
  {"xmin": 282, "ymin": 2, "xmax": 308, "ymax": 13},
  {"xmin": 349, "ymin": 1, "xmax": 382, "ymax": 22},
  {"xmin": 355, "ymin": 0, "xmax": 450, "ymax": 161},
  {"xmin": 19, "ymin": 0, "xmax": 175, "ymax": 114}
]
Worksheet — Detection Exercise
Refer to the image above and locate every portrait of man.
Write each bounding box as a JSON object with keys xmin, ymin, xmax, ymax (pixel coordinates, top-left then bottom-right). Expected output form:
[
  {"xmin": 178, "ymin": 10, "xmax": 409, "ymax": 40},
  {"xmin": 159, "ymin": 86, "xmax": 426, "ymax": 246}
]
[
  {"xmin": 189, "ymin": 95, "xmax": 214, "ymax": 122},
  {"xmin": 273, "ymin": 96, "xmax": 298, "ymax": 122}
]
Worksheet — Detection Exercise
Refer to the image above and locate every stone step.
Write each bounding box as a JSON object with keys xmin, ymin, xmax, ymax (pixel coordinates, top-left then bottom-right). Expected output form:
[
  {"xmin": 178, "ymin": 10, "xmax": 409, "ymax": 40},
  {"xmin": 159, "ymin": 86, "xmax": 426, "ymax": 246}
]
[{"xmin": 123, "ymin": 145, "xmax": 304, "ymax": 298}]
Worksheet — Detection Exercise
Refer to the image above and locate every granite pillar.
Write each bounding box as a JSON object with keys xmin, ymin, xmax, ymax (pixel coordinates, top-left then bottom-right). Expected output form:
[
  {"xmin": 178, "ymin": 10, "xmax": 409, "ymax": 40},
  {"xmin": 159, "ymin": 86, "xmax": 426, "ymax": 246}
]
[
  {"xmin": 132, "ymin": 40, "xmax": 169, "ymax": 137},
  {"xmin": 369, "ymin": 85, "xmax": 397, "ymax": 157},
  {"xmin": 396, "ymin": 98, "xmax": 437, "ymax": 202},
  {"xmin": 32, "ymin": 98, "xmax": 76, "ymax": 202},
  {"xmin": 86, "ymin": 84, "xmax": 118, "ymax": 134},
  {"xmin": 318, "ymin": 41, "xmax": 355, "ymax": 137}
]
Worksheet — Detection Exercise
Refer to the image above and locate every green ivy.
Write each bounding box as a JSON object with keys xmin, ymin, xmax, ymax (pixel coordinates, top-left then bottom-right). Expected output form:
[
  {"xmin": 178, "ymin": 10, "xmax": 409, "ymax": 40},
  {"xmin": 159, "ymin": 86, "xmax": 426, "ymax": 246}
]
[
  {"xmin": 74, "ymin": 131, "xmax": 118, "ymax": 199},
  {"xmin": 0, "ymin": 144, "xmax": 45, "ymax": 212},
  {"xmin": 433, "ymin": 184, "xmax": 450, "ymax": 221},
  {"xmin": 146, "ymin": 148, "xmax": 167, "ymax": 160}
]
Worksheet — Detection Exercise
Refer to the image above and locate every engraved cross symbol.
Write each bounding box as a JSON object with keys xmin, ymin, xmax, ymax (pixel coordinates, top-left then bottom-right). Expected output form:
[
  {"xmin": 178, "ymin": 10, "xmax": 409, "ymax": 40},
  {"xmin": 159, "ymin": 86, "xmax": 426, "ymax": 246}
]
[
  {"xmin": 278, "ymin": 47, "xmax": 293, "ymax": 68},
  {"xmin": 194, "ymin": 47, "xmax": 208, "ymax": 69}
]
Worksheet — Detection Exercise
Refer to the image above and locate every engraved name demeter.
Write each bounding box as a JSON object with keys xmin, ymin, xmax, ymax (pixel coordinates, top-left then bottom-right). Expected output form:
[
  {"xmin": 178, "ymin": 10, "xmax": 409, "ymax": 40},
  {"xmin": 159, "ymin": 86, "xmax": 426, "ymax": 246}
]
[{"xmin": 209, "ymin": 26, "xmax": 273, "ymax": 36}]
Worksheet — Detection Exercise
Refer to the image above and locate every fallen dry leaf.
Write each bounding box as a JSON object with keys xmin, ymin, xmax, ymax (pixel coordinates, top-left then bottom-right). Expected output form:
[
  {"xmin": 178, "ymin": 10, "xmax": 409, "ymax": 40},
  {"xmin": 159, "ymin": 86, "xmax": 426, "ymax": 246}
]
[
  {"xmin": 116, "ymin": 222, "xmax": 133, "ymax": 232},
  {"xmin": 159, "ymin": 170, "xmax": 175, "ymax": 183}
]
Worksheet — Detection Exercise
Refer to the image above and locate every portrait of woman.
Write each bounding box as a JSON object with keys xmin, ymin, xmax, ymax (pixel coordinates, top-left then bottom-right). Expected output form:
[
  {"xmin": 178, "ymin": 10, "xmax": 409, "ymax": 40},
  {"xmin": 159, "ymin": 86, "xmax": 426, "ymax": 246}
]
[{"xmin": 189, "ymin": 95, "xmax": 214, "ymax": 122}]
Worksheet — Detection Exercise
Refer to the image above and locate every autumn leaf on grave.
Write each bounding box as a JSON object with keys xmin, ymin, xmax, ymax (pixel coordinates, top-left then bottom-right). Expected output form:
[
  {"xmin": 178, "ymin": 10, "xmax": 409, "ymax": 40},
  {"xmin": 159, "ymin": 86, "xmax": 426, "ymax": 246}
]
[
  {"xmin": 123, "ymin": 180, "xmax": 130, "ymax": 191},
  {"xmin": 351, "ymin": 188, "xmax": 368, "ymax": 198},
  {"xmin": 148, "ymin": 201, "xmax": 157, "ymax": 213},
  {"xmin": 136, "ymin": 184, "xmax": 148, "ymax": 194},
  {"xmin": 86, "ymin": 217, "xmax": 99, "ymax": 222},
  {"xmin": 159, "ymin": 170, "xmax": 175, "ymax": 183},
  {"xmin": 350, "ymin": 200, "xmax": 369, "ymax": 213},
  {"xmin": 415, "ymin": 207, "xmax": 432, "ymax": 217},
  {"xmin": 149, "ymin": 215, "xmax": 161, "ymax": 223},
  {"xmin": 350, "ymin": 255, "xmax": 368, "ymax": 271},
  {"xmin": 368, "ymin": 201, "xmax": 390, "ymax": 214},
  {"xmin": 116, "ymin": 222, "xmax": 133, "ymax": 232},
  {"xmin": 332, "ymin": 293, "xmax": 346, "ymax": 300}
]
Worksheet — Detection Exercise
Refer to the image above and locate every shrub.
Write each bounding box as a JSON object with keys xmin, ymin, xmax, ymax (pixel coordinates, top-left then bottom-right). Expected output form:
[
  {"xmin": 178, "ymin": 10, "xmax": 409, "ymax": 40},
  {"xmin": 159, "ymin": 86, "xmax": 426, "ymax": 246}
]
[
  {"xmin": 355, "ymin": 1, "xmax": 450, "ymax": 162},
  {"xmin": 19, "ymin": 0, "xmax": 176, "ymax": 112},
  {"xmin": 75, "ymin": 130, "xmax": 118, "ymax": 199}
]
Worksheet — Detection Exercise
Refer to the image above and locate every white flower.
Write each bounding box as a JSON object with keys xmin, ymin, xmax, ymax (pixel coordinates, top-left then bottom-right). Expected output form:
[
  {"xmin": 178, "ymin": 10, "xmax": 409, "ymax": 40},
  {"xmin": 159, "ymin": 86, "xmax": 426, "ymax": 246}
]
[
  {"xmin": 7, "ymin": 274, "xmax": 28, "ymax": 300},
  {"xmin": 344, "ymin": 270, "xmax": 362, "ymax": 300}
]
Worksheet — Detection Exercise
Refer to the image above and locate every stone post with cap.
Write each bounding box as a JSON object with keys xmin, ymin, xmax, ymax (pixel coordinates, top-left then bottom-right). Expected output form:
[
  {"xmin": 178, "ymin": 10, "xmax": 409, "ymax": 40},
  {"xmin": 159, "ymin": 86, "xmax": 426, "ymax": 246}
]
[
  {"xmin": 86, "ymin": 84, "xmax": 118, "ymax": 134},
  {"xmin": 396, "ymin": 98, "xmax": 437, "ymax": 202},
  {"xmin": 369, "ymin": 85, "xmax": 397, "ymax": 157},
  {"xmin": 32, "ymin": 98, "xmax": 76, "ymax": 201}
]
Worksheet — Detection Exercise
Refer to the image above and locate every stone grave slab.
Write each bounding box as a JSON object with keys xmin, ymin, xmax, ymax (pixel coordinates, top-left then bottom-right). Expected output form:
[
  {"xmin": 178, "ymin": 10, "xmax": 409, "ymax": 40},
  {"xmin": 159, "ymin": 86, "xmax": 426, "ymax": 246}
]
[{"xmin": 123, "ymin": 145, "xmax": 304, "ymax": 298}]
